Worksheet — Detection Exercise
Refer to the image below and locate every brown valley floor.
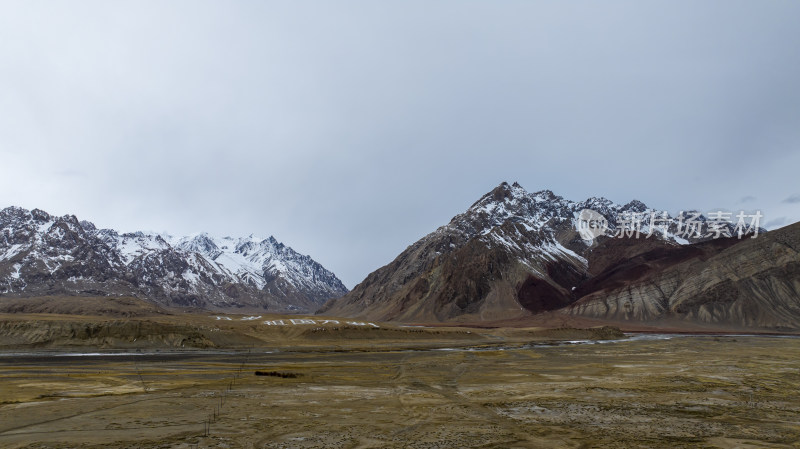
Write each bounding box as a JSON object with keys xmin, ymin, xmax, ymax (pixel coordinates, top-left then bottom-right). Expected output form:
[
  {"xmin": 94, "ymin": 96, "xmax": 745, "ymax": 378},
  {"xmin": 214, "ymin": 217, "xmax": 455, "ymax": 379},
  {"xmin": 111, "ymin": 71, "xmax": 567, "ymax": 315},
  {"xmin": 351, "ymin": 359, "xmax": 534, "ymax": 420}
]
[{"xmin": 1, "ymin": 336, "xmax": 800, "ymax": 448}]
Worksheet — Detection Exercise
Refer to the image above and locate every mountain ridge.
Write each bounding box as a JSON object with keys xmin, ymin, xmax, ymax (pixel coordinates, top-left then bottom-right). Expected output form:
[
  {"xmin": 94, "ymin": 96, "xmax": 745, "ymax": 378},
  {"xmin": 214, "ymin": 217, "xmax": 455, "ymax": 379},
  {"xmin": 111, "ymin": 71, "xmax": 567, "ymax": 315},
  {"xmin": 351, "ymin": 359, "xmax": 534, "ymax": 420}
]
[
  {"xmin": 0, "ymin": 206, "xmax": 348, "ymax": 313},
  {"xmin": 319, "ymin": 182, "xmax": 788, "ymax": 329}
]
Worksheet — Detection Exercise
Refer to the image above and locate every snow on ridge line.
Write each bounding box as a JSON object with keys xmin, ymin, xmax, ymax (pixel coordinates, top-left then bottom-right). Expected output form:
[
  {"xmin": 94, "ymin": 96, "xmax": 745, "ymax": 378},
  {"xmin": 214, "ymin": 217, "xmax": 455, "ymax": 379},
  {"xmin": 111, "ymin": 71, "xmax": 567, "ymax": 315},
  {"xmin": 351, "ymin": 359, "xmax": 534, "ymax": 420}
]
[{"xmin": 129, "ymin": 229, "xmax": 345, "ymax": 293}]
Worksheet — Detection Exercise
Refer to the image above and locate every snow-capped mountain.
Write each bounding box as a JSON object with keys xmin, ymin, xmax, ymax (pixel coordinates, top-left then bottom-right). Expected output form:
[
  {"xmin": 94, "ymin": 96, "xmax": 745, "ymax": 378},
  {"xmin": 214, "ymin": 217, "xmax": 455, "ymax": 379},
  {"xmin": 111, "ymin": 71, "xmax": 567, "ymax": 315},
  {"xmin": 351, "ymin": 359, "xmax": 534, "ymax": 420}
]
[
  {"xmin": 319, "ymin": 182, "xmax": 762, "ymax": 323},
  {"xmin": 448, "ymin": 181, "xmax": 729, "ymax": 254},
  {"xmin": 169, "ymin": 233, "xmax": 347, "ymax": 299},
  {"xmin": 0, "ymin": 206, "xmax": 347, "ymax": 312}
]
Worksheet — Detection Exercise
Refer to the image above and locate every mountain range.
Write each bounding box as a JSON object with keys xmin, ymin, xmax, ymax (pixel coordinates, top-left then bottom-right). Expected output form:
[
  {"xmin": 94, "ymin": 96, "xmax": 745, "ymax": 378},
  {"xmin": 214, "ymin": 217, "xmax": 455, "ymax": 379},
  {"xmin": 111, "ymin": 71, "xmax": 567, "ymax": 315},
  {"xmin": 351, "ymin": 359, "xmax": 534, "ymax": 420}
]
[
  {"xmin": 320, "ymin": 182, "xmax": 798, "ymax": 330},
  {"xmin": 0, "ymin": 206, "xmax": 348, "ymax": 313},
  {"xmin": 3, "ymin": 182, "xmax": 796, "ymax": 331}
]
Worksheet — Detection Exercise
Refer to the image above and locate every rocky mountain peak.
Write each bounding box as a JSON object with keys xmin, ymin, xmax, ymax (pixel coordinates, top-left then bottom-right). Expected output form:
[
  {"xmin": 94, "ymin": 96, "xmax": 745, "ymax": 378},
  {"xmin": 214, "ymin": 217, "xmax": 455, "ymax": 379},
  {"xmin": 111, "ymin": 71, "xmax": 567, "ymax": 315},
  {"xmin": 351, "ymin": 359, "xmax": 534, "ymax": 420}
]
[
  {"xmin": 621, "ymin": 199, "xmax": 649, "ymax": 213},
  {"xmin": 531, "ymin": 189, "xmax": 558, "ymax": 201},
  {"xmin": 79, "ymin": 220, "xmax": 97, "ymax": 232},
  {"xmin": 476, "ymin": 181, "xmax": 519, "ymax": 205},
  {"xmin": 175, "ymin": 232, "xmax": 220, "ymax": 256},
  {"xmin": 30, "ymin": 208, "xmax": 52, "ymax": 222},
  {"xmin": 267, "ymin": 235, "xmax": 284, "ymax": 249}
]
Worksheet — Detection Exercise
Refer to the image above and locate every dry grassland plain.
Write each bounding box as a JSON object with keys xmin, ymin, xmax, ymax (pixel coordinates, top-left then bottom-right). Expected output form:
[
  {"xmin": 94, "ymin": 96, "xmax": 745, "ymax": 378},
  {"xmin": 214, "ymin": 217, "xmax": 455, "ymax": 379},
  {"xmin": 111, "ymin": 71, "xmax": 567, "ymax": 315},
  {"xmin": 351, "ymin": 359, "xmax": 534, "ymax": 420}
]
[{"xmin": 1, "ymin": 318, "xmax": 800, "ymax": 449}]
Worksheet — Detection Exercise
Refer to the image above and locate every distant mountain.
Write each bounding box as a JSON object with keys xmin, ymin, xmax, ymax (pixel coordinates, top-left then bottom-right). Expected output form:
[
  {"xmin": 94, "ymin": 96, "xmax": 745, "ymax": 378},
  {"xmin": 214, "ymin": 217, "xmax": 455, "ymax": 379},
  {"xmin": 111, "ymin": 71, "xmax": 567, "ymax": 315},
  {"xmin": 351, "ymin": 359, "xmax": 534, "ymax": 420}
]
[
  {"xmin": 0, "ymin": 207, "xmax": 348, "ymax": 313},
  {"xmin": 319, "ymin": 182, "xmax": 791, "ymax": 329}
]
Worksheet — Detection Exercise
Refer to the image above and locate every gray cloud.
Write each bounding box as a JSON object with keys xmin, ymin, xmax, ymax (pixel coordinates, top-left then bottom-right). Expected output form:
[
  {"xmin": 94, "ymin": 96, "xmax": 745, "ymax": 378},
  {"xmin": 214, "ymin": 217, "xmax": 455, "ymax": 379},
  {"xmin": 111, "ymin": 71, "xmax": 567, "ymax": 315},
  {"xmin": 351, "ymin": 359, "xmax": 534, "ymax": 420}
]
[
  {"xmin": 782, "ymin": 195, "xmax": 800, "ymax": 204},
  {"xmin": 738, "ymin": 196, "xmax": 757, "ymax": 204},
  {"xmin": 1, "ymin": 1, "xmax": 800, "ymax": 287},
  {"xmin": 765, "ymin": 217, "xmax": 789, "ymax": 230}
]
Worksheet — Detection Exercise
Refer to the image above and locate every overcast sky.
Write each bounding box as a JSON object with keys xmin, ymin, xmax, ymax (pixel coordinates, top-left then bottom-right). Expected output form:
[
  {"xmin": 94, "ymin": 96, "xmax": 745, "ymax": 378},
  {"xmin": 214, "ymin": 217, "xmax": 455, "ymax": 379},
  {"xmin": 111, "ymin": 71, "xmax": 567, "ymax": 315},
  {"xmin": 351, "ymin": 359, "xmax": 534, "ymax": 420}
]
[{"xmin": 1, "ymin": 1, "xmax": 799, "ymax": 288}]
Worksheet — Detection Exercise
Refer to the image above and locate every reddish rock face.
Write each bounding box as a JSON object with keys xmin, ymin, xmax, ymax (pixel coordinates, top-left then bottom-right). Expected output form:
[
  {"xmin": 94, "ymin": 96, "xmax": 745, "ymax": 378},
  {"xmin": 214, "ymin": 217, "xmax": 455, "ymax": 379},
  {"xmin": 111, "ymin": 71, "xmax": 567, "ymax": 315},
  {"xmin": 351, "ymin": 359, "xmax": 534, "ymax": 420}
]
[{"xmin": 566, "ymin": 222, "xmax": 800, "ymax": 330}]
